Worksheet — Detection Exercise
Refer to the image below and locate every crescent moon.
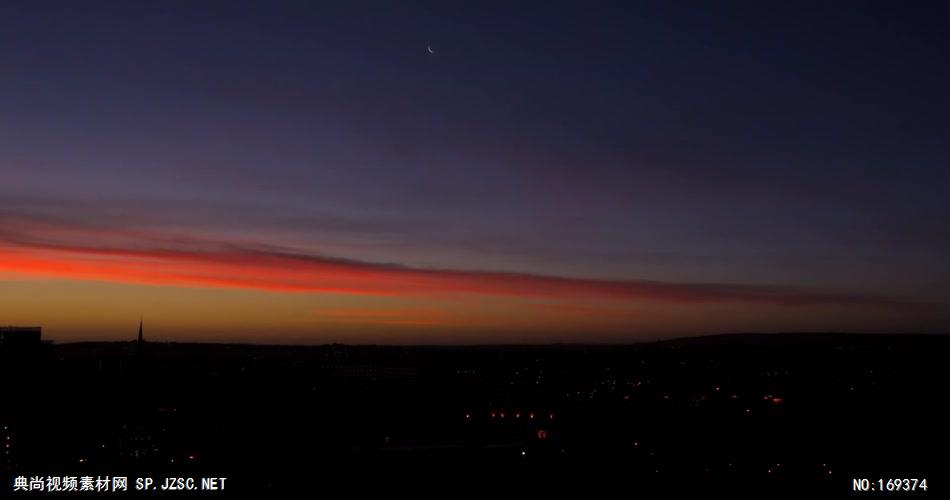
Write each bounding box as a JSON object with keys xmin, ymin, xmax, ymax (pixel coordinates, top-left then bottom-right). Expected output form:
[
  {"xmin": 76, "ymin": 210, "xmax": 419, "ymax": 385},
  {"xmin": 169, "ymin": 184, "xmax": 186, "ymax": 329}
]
[{"xmin": 427, "ymin": 45, "xmax": 435, "ymax": 54}]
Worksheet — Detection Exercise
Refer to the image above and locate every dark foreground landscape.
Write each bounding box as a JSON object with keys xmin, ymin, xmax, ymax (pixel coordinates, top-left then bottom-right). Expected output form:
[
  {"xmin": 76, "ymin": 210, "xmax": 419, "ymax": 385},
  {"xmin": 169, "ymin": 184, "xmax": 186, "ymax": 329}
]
[{"xmin": 2, "ymin": 332, "xmax": 948, "ymax": 496}]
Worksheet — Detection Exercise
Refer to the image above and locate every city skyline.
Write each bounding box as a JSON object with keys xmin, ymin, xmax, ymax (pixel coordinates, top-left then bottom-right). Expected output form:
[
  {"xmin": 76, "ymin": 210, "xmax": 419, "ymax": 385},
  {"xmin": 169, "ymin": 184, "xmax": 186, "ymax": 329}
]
[{"xmin": 2, "ymin": 1, "xmax": 949, "ymax": 343}]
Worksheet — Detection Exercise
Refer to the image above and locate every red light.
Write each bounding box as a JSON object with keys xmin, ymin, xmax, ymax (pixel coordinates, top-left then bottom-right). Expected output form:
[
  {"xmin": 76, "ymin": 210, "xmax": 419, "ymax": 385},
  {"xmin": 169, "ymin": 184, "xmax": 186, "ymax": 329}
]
[
  {"xmin": 500, "ymin": 412, "xmax": 506, "ymax": 418},
  {"xmin": 537, "ymin": 429, "xmax": 548, "ymax": 440},
  {"xmin": 490, "ymin": 412, "xmax": 496, "ymax": 418}
]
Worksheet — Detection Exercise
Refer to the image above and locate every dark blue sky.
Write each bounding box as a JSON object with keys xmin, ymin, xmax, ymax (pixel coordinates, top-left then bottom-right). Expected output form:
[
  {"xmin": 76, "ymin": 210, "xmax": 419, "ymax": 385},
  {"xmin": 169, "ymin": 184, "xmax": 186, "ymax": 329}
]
[{"xmin": 1, "ymin": 1, "xmax": 948, "ymax": 340}]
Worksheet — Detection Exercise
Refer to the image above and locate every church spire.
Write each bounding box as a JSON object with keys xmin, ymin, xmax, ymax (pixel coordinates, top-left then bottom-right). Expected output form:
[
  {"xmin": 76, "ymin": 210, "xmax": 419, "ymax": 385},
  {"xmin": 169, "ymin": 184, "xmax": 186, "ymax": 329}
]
[{"xmin": 137, "ymin": 318, "xmax": 143, "ymax": 344}]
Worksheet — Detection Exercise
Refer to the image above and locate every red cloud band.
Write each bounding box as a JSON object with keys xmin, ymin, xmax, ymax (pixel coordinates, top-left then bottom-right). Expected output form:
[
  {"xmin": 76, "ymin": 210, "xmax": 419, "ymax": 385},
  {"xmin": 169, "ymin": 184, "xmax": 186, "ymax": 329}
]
[{"xmin": 0, "ymin": 240, "xmax": 901, "ymax": 306}]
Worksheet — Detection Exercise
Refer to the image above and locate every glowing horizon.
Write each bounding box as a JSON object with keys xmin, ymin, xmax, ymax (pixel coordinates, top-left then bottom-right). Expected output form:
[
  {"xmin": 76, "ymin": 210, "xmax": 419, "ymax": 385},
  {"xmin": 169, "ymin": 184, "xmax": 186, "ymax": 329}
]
[{"xmin": 1, "ymin": 215, "xmax": 943, "ymax": 344}]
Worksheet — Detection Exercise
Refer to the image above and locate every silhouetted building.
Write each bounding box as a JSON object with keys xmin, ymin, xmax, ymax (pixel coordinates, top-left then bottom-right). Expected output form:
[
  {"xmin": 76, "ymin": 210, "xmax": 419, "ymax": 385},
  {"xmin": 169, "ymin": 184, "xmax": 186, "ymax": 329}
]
[
  {"xmin": 0, "ymin": 326, "xmax": 42, "ymax": 349},
  {"xmin": 0, "ymin": 326, "xmax": 52, "ymax": 374},
  {"xmin": 135, "ymin": 319, "xmax": 145, "ymax": 355}
]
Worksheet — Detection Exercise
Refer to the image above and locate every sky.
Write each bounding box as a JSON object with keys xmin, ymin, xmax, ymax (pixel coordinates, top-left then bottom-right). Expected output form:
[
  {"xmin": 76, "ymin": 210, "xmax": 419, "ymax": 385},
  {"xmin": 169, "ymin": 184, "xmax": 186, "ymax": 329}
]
[{"xmin": 1, "ymin": 0, "xmax": 948, "ymax": 343}]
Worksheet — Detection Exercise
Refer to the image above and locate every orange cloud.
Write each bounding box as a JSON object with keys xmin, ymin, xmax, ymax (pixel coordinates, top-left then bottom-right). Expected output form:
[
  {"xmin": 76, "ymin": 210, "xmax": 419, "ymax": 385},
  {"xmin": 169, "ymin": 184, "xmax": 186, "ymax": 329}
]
[{"xmin": 0, "ymin": 239, "xmax": 904, "ymax": 306}]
